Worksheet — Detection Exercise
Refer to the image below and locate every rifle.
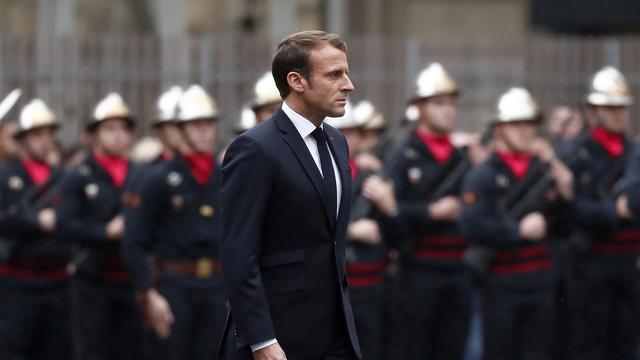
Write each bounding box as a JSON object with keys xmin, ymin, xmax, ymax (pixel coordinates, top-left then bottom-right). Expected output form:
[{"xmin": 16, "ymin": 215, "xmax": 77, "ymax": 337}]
[
  {"xmin": 428, "ymin": 124, "xmax": 494, "ymax": 203},
  {"xmin": 349, "ymin": 126, "xmax": 408, "ymax": 221},
  {"xmin": 463, "ymin": 131, "xmax": 591, "ymax": 274}
]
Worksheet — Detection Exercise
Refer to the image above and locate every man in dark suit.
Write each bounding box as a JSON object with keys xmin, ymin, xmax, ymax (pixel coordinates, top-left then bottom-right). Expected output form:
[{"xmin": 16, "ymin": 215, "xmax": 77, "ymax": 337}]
[{"xmin": 220, "ymin": 30, "xmax": 361, "ymax": 360}]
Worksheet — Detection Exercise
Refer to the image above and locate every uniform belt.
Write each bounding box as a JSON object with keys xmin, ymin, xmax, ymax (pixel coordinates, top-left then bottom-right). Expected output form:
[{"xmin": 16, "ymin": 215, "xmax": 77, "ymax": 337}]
[
  {"xmin": 0, "ymin": 264, "xmax": 69, "ymax": 280},
  {"xmin": 413, "ymin": 235, "xmax": 466, "ymax": 260},
  {"xmin": 588, "ymin": 229, "xmax": 640, "ymax": 254},
  {"xmin": 156, "ymin": 258, "xmax": 221, "ymax": 279}
]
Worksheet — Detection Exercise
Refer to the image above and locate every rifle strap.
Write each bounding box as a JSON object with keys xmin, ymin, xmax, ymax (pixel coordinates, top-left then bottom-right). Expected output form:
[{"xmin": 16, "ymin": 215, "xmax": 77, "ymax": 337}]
[{"xmin": 422, "ymin": 149, "xmax": 464, "ymax": 202}]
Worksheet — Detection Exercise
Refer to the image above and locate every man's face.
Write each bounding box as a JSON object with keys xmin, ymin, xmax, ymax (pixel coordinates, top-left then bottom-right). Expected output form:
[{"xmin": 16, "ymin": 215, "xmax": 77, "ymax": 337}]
[
  {"xmin": 416, "ymin": 94, "xmax": 457, "ymax": 134},
  {"xmin": 158, "ymin": 123, "xmax": 185, "ymax": 150},
  {"xmin": 302, "ymin": 45, "xmax": 354, "ymax": 119},
  {"xmin": 93, "ymin": 118, "xmax": 133, "ymax": 157},
  {"xmin": 182, "ymin": 119, "xmax": 216, "ymax": 154},
  {"xmin": 496, "ymin": 121, "xmax": 538, "ymax": 153},
  {"xmin": 20, "ymin": 126, "xmax": 57, "ymax": 162},
  {"xmin": 593, "ymin": 105, "xmax": 628, "ymax": 134}
]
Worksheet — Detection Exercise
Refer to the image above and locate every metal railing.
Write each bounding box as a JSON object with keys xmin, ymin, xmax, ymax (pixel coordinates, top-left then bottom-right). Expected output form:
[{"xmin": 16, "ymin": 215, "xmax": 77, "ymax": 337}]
[{"xmin": 1, "ymin": 33, "xmax": 639, "ymax": 146}]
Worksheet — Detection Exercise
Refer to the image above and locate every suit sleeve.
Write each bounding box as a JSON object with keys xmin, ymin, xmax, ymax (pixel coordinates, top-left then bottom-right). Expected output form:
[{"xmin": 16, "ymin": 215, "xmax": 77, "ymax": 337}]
[
  {"xmin": 460, "ymin": 166, "xmax": 520, "ymax": 247},
  {"xmin": 221, "ymin": 134, "xmax": 276, "ymax": 347}
]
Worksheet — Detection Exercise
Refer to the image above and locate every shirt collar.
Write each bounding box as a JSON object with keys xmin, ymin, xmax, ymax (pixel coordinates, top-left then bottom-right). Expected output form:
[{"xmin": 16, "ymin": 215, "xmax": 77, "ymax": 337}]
[{"xmin": 282, "ymin": 100, "xmax": 322, "ymax": 138}]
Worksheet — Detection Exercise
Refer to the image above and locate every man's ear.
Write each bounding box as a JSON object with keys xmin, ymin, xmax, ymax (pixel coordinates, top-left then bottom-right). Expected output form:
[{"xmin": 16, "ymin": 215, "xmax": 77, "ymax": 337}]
[{"xmin": 286, "ymin": 72, "xmax": 306, "ymax": 94}]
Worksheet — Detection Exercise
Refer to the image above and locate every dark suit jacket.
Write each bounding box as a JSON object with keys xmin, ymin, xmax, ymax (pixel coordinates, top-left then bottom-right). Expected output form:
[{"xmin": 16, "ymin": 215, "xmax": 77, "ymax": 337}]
[{"xmin": 220, "ymin": 108, "xmax": 362, "ymax": 359}]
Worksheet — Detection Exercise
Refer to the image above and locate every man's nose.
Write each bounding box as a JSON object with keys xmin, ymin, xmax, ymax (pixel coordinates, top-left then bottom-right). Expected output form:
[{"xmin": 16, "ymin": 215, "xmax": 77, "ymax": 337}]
[{"xmin": 343, "ymin": 75, "xmax": 355, "ymax": 92}]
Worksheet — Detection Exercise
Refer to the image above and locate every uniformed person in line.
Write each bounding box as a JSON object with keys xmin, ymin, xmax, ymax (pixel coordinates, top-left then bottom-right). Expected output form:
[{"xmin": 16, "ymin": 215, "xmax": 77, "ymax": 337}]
[
  {"xmin": 122, "ymin": 85, "xmax": 226, "ymax": 360},
  {"xmin": 351, "ymin": 101, "xmax": 386, "ymax": 178},
  {"xmin": 566, "ymin": 66, "xmax": 640, "ymax": 360},
  {"xmin": 151, "ymin": 86, "xmax": 187, "ymax": 164},
  {"xmin": 124, "ymin": 86, "xmax": 187, "ymax": 207},
  {"xmin": 386, "ymin": 63, "xmax": 472, "ymax": 359},
  {"xmin": 0, "ymin": 98, "xmax": 71, "ymax": 359},
  {"xmin": 358, "ymin": 100, "xmax": 387, "ymax": 156},
  {"xmin": 461, "ymin": 87, "xmax": 574, "ymax": 360},
  {"xmin": 57, "ymin": 92, "xmax": 144, "ymax": 360},
  {"xmin": 250, "ymin": 71, "xmax": 283, "ymax": 124},
  {"xmin": 0, "ymin": 89, "xmax": 21, "ymax": 164}
]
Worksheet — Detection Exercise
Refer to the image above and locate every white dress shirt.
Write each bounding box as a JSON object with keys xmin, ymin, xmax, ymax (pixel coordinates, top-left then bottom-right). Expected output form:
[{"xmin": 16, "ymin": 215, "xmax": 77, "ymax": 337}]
[
  {"xmin": 251, "ymin": 102, "xmax": 343, "ymax": 353},
  {"xmin": 282, "ymin": 101, "xmax": 342, "ymax": 216}
]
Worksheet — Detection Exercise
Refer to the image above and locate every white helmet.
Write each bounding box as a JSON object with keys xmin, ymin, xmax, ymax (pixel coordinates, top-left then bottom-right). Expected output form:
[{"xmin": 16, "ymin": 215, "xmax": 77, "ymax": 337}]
[
  {"xmin": 410, "ymin": 63, "xmax": 459, "ymax": 103},
  {"xmin": 90, "ymin": 92, "xmax": 134, "ymax": 130},
  {"xmin": 155, "ymin": 86, "xmax": 183, "ymax": 125},
  {"xmin": 15, "ymin": 98, "xmax": 58, "ymax": 137},
  {"xmin": 251, "ymin": 72, "xmax": 282, "ymax": 110},
  {"xmin": 325, "ymin": 101, "xmax": 366, "ymax": 130},
  {"xmin": 586, "ymin": 66, "xmax": 633, "ymax": 107},
  {"xmin": 235, "ymin": 106, "xmax": 257, "ymax": 133},
  {"xmin": 177, "ymin": 85, "xmax": 219, "ymax": 122},
  {"xmin": 353, "ymin": 100, "xmax": 386, "ymax": 131},
  {"xmin": 494, "ymin": 87, "xmax": 542, "ymax": 123}
]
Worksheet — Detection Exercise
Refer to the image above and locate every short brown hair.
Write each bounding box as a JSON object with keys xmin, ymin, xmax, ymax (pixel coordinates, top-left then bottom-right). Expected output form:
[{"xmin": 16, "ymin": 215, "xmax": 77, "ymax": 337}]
[{"xmin": 271, "ymin": 30, "xmax": 347, "ymax": 99}]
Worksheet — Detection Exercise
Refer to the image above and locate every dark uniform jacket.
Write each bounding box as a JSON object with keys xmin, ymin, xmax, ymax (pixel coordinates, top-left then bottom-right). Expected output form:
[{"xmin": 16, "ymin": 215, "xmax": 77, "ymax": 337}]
[
  {"xmin": 461, "ymin": 154, "xmax": 572, "ymax": 288},
  {"xmin": 122, "ymin": 154, "xmax": 222, "ymax": 292},
  {"xmin": 0, "ymin": 159, "xmax": 68, "ymax": 288},
  {"xmin": 390, "ymin": 129, "xmax": 467, "ymax": 269},
  {"xmin": 570, "ymin": 135, "xmax": 639, "ymax": 266},
  {"xmin": 57, "ymin": 152, "xmax": 132, "ymax": 282}
]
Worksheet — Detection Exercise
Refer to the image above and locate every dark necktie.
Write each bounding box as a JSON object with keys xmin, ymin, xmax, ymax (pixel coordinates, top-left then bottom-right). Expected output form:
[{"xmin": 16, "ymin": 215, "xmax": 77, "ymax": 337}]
[{"xmin": 311, "ymin": 127, "xmax": 337, "ymax": 219}]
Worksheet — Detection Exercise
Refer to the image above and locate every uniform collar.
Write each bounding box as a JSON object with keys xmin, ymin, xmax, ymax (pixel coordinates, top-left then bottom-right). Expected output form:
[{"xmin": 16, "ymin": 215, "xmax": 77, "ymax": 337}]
[
  {"xmin": 591, "ymin": 126, "xmax": 624, "ymax": 158},
  {"xmin": 415, "ymin": 127, "xmax": 453, "ymax": 164},
  {"xmin": 21, "ymin": 157, "xmax": 51, "ymax": 186},
  {"xmin": 495, "ymin": 151, "xmax": 531, "ymax": 180}
]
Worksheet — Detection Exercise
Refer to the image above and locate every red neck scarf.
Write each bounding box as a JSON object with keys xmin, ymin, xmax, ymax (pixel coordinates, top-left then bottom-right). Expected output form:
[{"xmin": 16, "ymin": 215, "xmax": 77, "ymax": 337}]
[
  {"xmin": 21, "ymin": 158, "xmax": 51, "ymax": 186},
  {"xmin": 416, "ymin": 128, "xmax": 453, "ymax": 164},
  {"xmin": 94, "ymin": 152, "xmax": 128, "ymax": 188},
  {"xmin": 183, "ymin": 152, "xmax": 215, "ymax": 185},
  {"xmin": 349, "ymin": 157, "xmax": 358, "ymax": 181},
  {"xmin": 496, "ymin": 151, "xmax": 531, "ymax": 180},
  {"xmin": 591, "ymin": 126, "xmax": 624, "ymax": 158}
]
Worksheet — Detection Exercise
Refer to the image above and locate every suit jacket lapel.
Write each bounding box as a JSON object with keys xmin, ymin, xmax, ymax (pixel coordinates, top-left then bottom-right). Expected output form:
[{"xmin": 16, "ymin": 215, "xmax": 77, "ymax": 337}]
[
  {"xmin": 275, "ymin": 110, "xmax": 335, "ymax": 230},
  {"xmin": 325, "ymin": 125, "xmax": 351, "ymax": 233}
]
